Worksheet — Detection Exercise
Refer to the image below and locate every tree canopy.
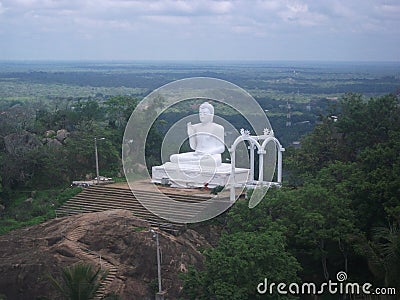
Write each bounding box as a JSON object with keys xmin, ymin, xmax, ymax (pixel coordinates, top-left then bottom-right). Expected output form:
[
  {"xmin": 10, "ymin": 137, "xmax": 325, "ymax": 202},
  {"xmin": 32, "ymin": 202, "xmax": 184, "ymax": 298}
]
[{"xmin": 183, "ymin": 93, "xmax": 400, "ymax": 298}]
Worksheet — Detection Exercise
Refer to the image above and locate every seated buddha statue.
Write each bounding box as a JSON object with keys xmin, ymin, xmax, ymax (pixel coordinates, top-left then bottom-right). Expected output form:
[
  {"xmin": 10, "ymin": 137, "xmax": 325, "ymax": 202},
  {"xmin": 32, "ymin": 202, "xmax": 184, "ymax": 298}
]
[{"xmin": 170, "ymin": 102, "xmax": 225, "ymax": 168}]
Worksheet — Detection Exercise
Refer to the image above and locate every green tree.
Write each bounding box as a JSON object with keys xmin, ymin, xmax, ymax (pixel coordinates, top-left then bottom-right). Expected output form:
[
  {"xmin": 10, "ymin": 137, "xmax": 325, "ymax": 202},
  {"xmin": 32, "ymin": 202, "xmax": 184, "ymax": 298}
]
[
  {"xmin": 254, "ymin": 185, "xmax": 359, "ymax": 283},
  {"xmin": 355, "ymin": 224, "xmax": 400, "ymax": 290},
  {"xmin": 286, "ymin": 93, "xmax": 400, "ymax": 181},
  {"xmin": 313, "ymin": 131, "xmax": 400, "ymax": 232},
  {"xmin": 183, "ymin": 228, "xmax": 300, "ymax": 300},
  {"xmin": 104, "ymin": 96, "xmax": 138, "ymax": 129},
  {"xmin": 371, "ymin": 225, "xmax": 400, "ymax": 289},
  {"xmin": 74, "ymin": 99, "xmax": 104, "ymax": 123},
  {"xmin": 27, "ymin": 146, "xmax": 70, "ymax": 188},
  {"xmin": 282, "ymin": 93, "xmax": 400, "ymax": 286},
  {"xmin": 64, "ymin": 122, "xmax": 121, "ymax": 179},
  {"xmin": 285, "ymin": 117, "xmax": 340, "ymax": 182},
  {"xmin": 335, "ymin": 93, "xmax": 400, "ymax": 159}
]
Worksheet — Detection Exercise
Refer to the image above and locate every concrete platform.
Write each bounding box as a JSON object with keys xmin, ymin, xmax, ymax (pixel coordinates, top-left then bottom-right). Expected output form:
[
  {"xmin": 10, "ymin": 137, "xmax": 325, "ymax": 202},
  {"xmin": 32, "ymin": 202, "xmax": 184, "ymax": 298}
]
[
  {"xmin": 151, "ymin": 162, "xmax": 250, "ymax": 188},
  {"xmin": 107, "ymin": 180, "xmax": 214, "ymax": 198}
]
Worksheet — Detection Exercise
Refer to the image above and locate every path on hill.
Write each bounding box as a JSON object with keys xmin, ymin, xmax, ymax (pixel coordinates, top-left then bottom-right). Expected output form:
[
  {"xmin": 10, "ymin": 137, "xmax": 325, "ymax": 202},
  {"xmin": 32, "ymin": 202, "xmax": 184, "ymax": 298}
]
[
  {"xmin": 61, "ymin": 213, "xmax": 120, "ymax": 299},
  {"xmin": 56, "ymin": 183, "xmax": 227, "ymax": 232}
]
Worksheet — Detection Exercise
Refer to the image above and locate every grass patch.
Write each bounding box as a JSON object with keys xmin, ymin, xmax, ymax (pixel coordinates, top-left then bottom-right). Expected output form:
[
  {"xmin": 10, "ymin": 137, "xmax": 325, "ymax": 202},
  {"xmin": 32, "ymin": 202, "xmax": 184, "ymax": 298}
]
[
  {"xmin": 0, "ymin": 216, "xmax": 46, "ymax": 235},
  {"xmin": 0, "ymin": 186, "xmax": 82, "ymax": 235},
  {"xmin": 132, "ymin": 226, "xmax": 147, "ymax": 232},
  {"xmin": 112, "ymin": 177, "xmax": 127, "ymax": 183}
]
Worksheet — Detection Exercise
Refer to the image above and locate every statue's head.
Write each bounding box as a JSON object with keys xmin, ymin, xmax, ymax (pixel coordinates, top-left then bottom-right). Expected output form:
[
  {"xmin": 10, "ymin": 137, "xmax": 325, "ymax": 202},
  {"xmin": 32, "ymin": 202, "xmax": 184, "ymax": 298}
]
[{"xmin": 199, "ymin": 101, "xmax": 214, "ymax": 124}]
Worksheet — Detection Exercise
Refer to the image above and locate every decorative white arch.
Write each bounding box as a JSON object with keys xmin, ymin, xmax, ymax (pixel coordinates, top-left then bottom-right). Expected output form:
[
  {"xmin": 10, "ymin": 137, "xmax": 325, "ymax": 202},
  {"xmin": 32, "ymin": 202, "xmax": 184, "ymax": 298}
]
[{"xmin": 229, "ymin": 128, "xmax": 285, "ymax": 201}]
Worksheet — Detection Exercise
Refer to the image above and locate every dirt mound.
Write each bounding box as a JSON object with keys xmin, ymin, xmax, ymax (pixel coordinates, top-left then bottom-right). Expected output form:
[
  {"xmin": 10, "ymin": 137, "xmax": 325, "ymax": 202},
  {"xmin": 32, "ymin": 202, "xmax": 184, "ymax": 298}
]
[{"xmin": 0, "ymin": 210, "xmax": 210, "ymax": 300}]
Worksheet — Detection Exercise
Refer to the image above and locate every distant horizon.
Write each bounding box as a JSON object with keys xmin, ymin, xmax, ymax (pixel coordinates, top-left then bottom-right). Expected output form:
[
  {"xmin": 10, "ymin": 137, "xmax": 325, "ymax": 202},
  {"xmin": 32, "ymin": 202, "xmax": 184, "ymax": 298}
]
[{"xmin": 1, "ymin": 59, "xmax": 399, "ymax": 65}]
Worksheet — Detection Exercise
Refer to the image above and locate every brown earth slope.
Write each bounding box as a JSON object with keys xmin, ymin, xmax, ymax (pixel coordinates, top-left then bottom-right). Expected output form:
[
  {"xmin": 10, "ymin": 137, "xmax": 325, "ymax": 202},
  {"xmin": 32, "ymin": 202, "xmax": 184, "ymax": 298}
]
[{"xmin": 0, "ymin": 210, "xmax": 210, "ymax": 300}]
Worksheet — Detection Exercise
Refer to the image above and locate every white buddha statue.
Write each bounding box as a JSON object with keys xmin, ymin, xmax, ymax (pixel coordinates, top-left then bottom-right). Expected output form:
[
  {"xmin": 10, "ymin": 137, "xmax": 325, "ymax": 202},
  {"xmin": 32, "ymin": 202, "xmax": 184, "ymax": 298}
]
[
  {"xmin": 170, "ymin": 102, "xmax": 225, "ymax": 168},
  {"xmin": 152, "ymin": 101, "xmax": 250, "ymax": 188}
]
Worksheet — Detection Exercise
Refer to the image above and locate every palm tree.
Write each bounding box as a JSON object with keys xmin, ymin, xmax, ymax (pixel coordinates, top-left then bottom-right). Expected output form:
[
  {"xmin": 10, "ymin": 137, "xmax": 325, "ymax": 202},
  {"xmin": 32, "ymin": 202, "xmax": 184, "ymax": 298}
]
[
  {"xmin": 49, "ymin": 263, "xmax": 107, "ymax": 300},
  {"xmin": 371, "ymin": 224, "xmax": 400, "ymax": 289}
]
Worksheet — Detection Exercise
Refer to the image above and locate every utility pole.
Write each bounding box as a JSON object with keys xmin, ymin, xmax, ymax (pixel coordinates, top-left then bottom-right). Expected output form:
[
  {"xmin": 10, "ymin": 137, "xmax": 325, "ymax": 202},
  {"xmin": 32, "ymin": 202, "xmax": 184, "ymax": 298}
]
[
  {"xmin": 150, "ymin": 229, "xmax": 165, "ymax": 300},
  {"xmin": 156, "ymin": 231, "xmax": 162, "ymax": 294},
  {"xmin": 94, "ymin": 137, "xmax": 105, "ymax": 184},
  {"xmin": 286, "ymin": 100, "xmax": 292, "ymax": 127}
]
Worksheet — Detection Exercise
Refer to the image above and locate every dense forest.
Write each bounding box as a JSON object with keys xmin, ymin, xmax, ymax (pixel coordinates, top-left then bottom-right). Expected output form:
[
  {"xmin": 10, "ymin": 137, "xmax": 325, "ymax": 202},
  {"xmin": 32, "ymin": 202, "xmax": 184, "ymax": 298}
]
[
  {"xmin": 0, "ymin": 96, "xmax": 138, "ymax": 233},
  {"xmin": 182, "ymin": 93, "xmax": 400, "ymax": 299}
]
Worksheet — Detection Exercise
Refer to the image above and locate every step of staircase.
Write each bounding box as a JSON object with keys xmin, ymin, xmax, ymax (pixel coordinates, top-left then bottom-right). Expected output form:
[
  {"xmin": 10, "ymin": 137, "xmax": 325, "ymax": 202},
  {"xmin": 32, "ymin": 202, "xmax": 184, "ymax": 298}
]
[
  {"xmin": 56, "ymin": 185, "xmax": 215, "ymax": 232},
  {"xmin": 63, "ymin": 223, "xmax": 119, "ymax": 300},
  {"xmin": 60, "ymin": 193, "xmax": 208, "ymax": 211}
]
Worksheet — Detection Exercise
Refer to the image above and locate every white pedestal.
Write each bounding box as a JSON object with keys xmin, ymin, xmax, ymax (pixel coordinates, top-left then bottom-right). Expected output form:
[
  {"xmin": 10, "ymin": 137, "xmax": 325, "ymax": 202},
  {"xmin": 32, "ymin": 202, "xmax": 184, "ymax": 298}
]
[{"xmin": 152, "ymin": 162, "xmax": 249, "ymax": 188}]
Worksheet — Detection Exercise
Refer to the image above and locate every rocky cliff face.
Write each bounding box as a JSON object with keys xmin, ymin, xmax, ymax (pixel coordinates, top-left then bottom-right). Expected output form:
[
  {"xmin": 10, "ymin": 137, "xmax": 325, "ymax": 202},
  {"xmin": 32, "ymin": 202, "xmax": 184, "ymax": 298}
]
[
  {"xmin": 4, "ymin": 131, "xmax": 42, "ymax": 156},
  {"xmin": 0, "ymin": 210, "xmax": 210, "ymax": 300},
  {"xmin": 4, "ymin": 128, "xmax": 71, "ymax": 156}
]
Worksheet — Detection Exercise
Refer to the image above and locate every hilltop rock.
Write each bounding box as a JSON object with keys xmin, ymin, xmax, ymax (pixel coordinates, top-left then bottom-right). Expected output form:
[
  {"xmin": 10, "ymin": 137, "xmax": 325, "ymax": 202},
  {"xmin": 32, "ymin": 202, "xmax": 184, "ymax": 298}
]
[
  {"xmin": 42, "ymin": 137, "xmax": 63, "ymax": 147},
  {"xmin": 0, "ymin": 210, "xmax": 210, "ymax": 300},
  {"xmin": 44, "ymin": 130, "xmax": 56, "ymax": 138},
  {"xmin": 4, "ymin": 131, "xmax": 42, "ymax": 156},
  {"xmin": 24, "ymin": 197, "xmax": 33, "ymax": 204},
  {"xmin": 55, "ymin": 129, "xmax": 69, "ymax": 142}
]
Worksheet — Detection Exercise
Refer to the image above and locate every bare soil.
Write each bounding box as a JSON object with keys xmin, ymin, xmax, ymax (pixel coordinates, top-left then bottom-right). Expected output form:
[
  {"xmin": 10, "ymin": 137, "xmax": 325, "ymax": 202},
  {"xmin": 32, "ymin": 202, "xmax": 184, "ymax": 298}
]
[{"xmin": 0, "ymin": 209, "xmax": 211, "ymax": 300}]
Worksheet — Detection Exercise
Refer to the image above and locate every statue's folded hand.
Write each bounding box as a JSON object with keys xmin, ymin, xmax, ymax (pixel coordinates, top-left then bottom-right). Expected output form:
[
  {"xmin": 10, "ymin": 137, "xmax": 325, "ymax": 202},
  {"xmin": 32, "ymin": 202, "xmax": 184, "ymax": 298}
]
[{"xmin": 187, "ymin": 122, "xmax": 195, "ymax": 136}]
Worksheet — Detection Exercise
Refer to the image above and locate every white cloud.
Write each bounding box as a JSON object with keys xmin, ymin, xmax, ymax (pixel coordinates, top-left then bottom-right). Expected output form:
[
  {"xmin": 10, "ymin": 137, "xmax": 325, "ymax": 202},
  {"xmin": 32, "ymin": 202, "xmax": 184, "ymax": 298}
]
[
  {"xmin": 141, "ymin": 15, "xmax": 191, "ymax": 25},
  {"xmin": 0, "ymin": 0, "xmax": 399, "ymax": 60},
  {"xmin": 77, "ymin": 0, "xmax": 232, "ymax": 18},
  {"xmin": 380, "ymin": 3, "xmax": 400, "ymax": 13},
  {"xmin": 279, "ymin": 2, "xmax": 308, "ymax": 22},
  {"xmin": 0, "ymin": 1, "xmax": 5, "ymax": 14},
  {"xmin": 208, "ymin": 1, "xmax": 232, "ymax": 14},
  {"xmin": 256, "ymin": 0, "xmax": 281, "ymax": 11}
]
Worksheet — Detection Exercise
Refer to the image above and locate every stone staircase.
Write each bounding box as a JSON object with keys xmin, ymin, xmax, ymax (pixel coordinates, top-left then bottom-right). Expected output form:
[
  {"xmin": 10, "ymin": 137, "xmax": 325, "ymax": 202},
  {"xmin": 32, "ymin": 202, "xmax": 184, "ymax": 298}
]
[
  {"xmin": 63, "ymin": 222, "xmax": 118, "ymax": 300},
  {"xmin": 56, "ymin": 185, "xmax": 211, "ymax": 232},
  {"xmin": 56, "ymin": 185, "xmax": 215, "ymax": 298}
]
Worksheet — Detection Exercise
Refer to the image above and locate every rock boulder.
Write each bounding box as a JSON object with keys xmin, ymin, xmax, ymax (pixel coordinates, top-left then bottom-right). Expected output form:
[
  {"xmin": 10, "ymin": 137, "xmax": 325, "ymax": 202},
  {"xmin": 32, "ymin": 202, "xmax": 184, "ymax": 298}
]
[
  {"xmin": 0, "ymin": 210, "xmax": 210, "ymax": 300},
  {"xmin": 4, "ymin": 131, "xmax": 42, "ymax": 156}
]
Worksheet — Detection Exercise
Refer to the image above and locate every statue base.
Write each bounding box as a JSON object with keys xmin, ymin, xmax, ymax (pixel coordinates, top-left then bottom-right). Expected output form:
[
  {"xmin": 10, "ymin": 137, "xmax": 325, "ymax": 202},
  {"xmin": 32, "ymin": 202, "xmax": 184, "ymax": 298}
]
[{"xmin": 151, "ymin": 162, "xmax": 250, "ymax": 188}]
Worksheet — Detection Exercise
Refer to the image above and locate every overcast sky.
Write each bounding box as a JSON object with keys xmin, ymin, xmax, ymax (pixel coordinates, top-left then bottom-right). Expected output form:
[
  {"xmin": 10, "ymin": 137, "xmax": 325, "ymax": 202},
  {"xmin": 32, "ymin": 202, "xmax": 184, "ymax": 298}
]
[{"xmin": 0, "ymin": 0, "xmax": 399, "ymax": 61}]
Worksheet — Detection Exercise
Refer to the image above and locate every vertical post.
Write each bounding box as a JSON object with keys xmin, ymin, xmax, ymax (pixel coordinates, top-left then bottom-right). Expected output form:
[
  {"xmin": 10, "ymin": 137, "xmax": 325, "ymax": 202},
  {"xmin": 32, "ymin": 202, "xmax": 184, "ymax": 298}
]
[
  {"xmin": 151, "ymin": 229, "xmax": 165, "ymax": 300},
  {"xmin": 258, "ymin": 150, "xmax": 265, "ymax": 183},
  {"xmin": 95, "ymin": 137, "xmax": 105, "ymax": 185},
  {"xmin": 95, "ymin": 138, "xmax": 100, "ymax": 184},
  {"xmin": 155, "ymin": 231, "xmax": 165, "ymax": 300},
  {"xmin": 230, "ymin": 148, "xmax": 236, "ymax": 202},
  {"xmin": 249, "ymin": 142, "xmax": 255, "ymax": 182},
  {"xmin": 277, "ymin": 148, "xmax": 282, "ymax": 183},
  {"xmin": 156, "ymin": 232, "xmax": 162, "ymax": 294},
  {"xmin": 277, "ymin": 144, "xmax": 285, "ymax": 184}
]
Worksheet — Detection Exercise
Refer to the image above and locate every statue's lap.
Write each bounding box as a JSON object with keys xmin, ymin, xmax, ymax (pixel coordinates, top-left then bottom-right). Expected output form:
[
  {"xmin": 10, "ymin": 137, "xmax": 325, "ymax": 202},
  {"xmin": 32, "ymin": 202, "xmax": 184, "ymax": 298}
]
[
  {"xmin": 151, "ymin": 162, "xmax": 249, "ymax": 188},
  {"xmin": 170, "ymin": 152, "xmax": 222, "ymax": 167}
]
